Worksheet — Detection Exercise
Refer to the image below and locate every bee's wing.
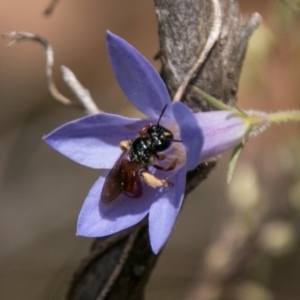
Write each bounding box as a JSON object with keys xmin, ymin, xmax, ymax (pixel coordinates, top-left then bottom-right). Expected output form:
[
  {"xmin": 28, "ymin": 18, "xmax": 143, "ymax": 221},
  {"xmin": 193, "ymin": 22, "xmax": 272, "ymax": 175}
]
[
  {"xmin": 122, "ymin": 160, "xmax": 143, "ymax": 198},
  {"xmin": 101, "ymin": 151, "xmax": 129, "ymax": 203},
  {"xmin": 101, "ymin": 151, "xmax": 143, "ymax": 203}
]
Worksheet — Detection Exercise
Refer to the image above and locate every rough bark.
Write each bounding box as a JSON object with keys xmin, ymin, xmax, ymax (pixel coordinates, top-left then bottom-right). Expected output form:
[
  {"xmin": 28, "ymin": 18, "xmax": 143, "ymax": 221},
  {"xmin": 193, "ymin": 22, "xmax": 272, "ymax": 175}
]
[{"xmin": 66, "ymin": 1, "xmax": 260, "ymax": 299}]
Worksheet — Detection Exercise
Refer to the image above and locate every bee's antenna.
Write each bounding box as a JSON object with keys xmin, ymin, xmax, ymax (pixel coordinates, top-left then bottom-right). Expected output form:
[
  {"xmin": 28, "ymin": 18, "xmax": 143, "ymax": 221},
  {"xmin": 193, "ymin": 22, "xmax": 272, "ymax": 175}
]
[
  {"xmin": 172, "ymin": 139, "xmax": 182, "ymax": 143},
  {"xmin": 157, "ymin": 104, "xmax": 168, "ymax": 126}
]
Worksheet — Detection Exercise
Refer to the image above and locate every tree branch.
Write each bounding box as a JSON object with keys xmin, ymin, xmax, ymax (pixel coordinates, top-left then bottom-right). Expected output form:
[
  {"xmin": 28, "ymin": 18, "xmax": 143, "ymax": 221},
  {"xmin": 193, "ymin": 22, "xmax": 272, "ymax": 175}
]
[{"xmin": 66, "ymin": 1, "xmax": 261, "ymax": 299}]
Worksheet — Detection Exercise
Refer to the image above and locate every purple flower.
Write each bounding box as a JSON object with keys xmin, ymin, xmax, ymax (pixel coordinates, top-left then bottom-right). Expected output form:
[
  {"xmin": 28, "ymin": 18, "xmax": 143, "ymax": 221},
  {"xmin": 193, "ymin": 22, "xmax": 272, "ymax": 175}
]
[
  {"xmin": 44, "ymin": 32, "xmax": 250, "ymax": 253},
  {"xmin": 44, "ymin": 32, "xmax": 203, "ymax": 253},
  {"xmin": 194, "ymin": 110, "xmax": 249, "ymax": 164}
]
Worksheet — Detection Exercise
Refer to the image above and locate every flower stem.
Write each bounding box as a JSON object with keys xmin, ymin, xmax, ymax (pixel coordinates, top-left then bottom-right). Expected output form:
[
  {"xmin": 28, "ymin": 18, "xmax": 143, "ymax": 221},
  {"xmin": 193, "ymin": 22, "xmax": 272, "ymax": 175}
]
[
  {"xmin": 192, "ymin": 86, "xmax": 237, "ymax": 112},
  {"xmin": 267, "ymin": 110, "xmax": 300, "ymax": 124}
]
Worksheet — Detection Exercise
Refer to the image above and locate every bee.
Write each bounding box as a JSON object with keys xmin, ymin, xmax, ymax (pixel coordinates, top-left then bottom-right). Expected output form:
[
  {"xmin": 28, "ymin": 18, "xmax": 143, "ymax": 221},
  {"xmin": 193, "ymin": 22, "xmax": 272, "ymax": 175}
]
[{"xmin": 101, "ymin": 105, "xmax": 181, "ymax": 203}]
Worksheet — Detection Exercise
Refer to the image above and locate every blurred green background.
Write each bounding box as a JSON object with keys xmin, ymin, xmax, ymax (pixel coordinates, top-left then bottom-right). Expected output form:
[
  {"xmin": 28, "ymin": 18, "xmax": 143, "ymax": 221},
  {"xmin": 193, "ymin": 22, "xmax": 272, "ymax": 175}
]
[{"xmin": 0, "ymin": 1, "xmax": 300, "ymax": 299}]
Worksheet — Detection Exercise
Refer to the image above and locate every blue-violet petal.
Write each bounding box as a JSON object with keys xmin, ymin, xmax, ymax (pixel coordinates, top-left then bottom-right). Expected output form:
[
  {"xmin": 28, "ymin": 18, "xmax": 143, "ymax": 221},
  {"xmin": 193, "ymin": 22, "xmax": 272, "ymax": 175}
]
[
  {"xmin": 77, "ymin": 171, "xmax": 152, "ymax": 237},
  {"xmin": 172, "ymin": 102, "xmax": 204, "ymax": 170},
  {"xmin": 107, "ymin": 31, "xmax": 171, "ymax": 118},
  {"xmin": 44, "ymin": 113, "xmax": 151, "ymax": 169},
  {"xmin": 148, "ymin": 166, "xmax": 186, "ymax": 253}
]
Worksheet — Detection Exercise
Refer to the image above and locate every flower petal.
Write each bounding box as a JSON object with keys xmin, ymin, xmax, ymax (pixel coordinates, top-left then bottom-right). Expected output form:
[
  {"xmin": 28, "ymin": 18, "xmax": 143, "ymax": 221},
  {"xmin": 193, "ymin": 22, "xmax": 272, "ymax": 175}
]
[
  {"xmin": 44, "ymin": 113, "xmax": 151, "ymax": 169},
  {"xmin": 77, "ymin": 171, "xmax": 154, "ymax": 237},
  {"xmin": 107, "ymin": 31, "xmax": 171, "ymax": 118},
  {"xmin": 148, "ymin": 166, "xmax": 186, "ymax": 253},
  {"xmin": 194, "ymin": 111, "xmax": 248, "ymax": 163},
  {"xmin": 172, "ymin": 102, "xmax": 204, "ymax": 170}
]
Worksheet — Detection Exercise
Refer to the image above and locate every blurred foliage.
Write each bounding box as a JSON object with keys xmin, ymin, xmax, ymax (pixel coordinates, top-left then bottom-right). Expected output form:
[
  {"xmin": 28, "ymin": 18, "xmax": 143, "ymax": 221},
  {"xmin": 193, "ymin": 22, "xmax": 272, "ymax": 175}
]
[
  {"xmin": 271, "ymin": 0, "xmax": 300, "ymax": 30},
  {"xmin": 188, "ymin": 1, "xmax": 300, "ymax": 299},
  {"xmin": 235, "ymin": 281, "xmax": 273, "ymax": 300},
  {"xmin": 239, "ymin": 23, "xmax": 275, "ymax": 93},
  {"xmin": 240, "ymin": 0, "xmax": 300, "ymax": 112}
]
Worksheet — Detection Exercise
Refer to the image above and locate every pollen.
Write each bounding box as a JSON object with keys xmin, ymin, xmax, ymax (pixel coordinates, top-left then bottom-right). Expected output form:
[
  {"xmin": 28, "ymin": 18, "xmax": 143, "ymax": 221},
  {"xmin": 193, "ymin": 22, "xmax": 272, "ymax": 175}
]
[{"xmin": 140, "ymin": 171, "xmax": 169, "ymax": 188}]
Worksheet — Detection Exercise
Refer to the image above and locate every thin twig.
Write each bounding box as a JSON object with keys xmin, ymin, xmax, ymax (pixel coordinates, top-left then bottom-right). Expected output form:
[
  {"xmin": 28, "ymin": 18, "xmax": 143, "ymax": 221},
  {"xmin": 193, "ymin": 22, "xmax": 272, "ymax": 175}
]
[
  {"xmin": 44, "ymin": 0, "xmax": 62, "ymax": 16},
  {"xmin": 67, "ymin": 227, "xmax": 135, "ymax": 297},
  {"xmin": 61, "ymin": 66, "xmax": 101, "ymax": 114},
  {"xmin": 96, "ymin": 226, "xmax": 141, "ymax": 300},
  {"xmin": 2, "ymin": 31, "xmax": 72, "ymax": 106},
  {"xmin": 2, "ymin": 31, "xmax": 100, "ymax": 114},
  {"xmin": 173, "ymin": 0, "xmax": 222, "ymax": 102}
]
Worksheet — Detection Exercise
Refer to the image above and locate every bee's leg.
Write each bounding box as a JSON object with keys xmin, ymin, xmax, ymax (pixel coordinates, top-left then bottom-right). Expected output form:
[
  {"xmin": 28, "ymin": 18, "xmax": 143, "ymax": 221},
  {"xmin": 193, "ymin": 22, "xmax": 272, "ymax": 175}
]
[
  {"xmin": 140, "ymin": 170, "xmax": 173, "ymax": 188},
  {"xmin": 119, "ymin": 140, "xmax": 131, "ymax": 151},
  {"xmin": 153, "ymin": 159, "xmax": 178, "ymax": 172}
]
